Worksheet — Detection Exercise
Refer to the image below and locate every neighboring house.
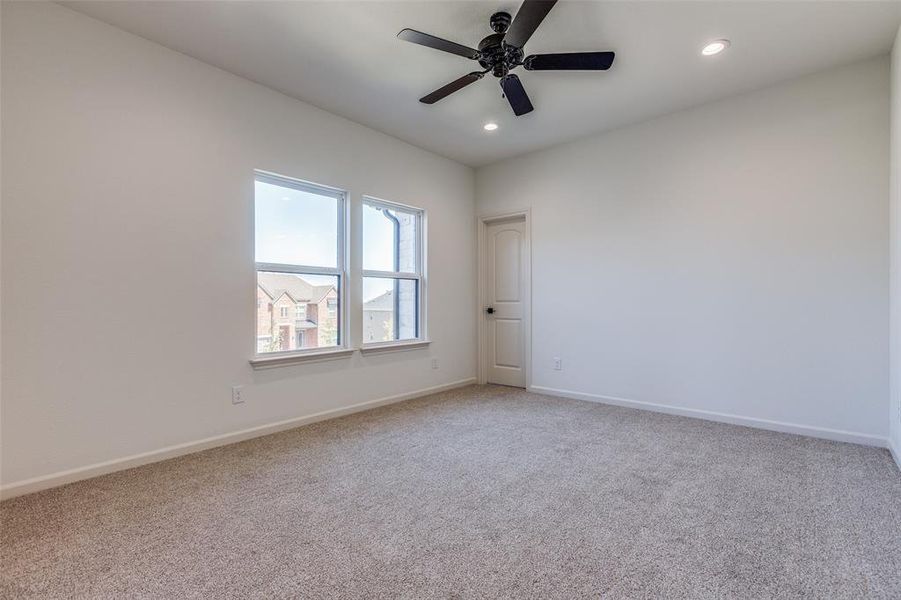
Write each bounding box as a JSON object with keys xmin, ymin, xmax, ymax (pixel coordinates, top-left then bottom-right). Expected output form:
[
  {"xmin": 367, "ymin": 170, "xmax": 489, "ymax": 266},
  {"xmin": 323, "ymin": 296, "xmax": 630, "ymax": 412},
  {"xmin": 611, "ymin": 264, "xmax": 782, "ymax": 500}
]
[
  {"xmin": 259, "ymin": 275, "xmax": 412, "ymax": 351},
  {"xmin": 363, "ymin": 290, "xmax": 394, "ymax": 343},
  {"xmin": 363, "ymin": 287, "xmax": 416, "ymax": 343},
  {"xmin": 257, "ymin": 273, "xmax": 339, "ymax": 352}
]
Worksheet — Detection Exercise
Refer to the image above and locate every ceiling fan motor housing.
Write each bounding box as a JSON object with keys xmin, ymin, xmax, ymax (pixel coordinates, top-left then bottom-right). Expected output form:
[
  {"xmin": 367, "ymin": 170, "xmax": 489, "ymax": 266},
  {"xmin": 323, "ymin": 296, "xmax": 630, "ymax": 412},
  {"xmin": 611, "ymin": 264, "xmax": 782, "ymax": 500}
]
[{"xmin": 478, "ymin": 13, "xmax": 525, "ymax": 78}]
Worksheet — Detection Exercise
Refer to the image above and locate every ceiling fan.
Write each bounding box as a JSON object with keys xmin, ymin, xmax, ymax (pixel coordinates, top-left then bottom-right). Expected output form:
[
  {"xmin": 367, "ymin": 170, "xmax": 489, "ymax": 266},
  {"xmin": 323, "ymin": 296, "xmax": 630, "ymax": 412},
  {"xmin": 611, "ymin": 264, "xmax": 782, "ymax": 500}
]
[{"xmin": 397, "ymin": 0, "xmax": 614, "ymax": 117}]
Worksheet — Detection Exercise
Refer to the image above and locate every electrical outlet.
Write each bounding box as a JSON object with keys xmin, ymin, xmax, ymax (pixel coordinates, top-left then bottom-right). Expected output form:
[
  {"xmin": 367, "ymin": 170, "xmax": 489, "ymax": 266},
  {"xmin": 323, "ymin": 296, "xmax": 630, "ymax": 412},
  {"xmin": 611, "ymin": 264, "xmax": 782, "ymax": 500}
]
[
  {"xmin": 232, "ymin": 385, "xmax": 244, "ymax": 405},
  {"xmin": 431, "ymin": 358, "xmax": 439, "ymax": 370},
  {"xmin": 553, "ymin": 357, "xmax": 562, "ymax": 371}
]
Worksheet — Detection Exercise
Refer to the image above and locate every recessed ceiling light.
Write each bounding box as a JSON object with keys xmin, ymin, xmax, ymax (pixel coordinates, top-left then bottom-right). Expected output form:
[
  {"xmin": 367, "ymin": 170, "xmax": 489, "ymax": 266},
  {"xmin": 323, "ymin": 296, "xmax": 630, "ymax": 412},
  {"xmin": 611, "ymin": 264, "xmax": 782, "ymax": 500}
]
[
  {"xmin": 483, "ymin": 122, "xmax": 498, "ymax": 131},
  {"xmin": 701, "ymin": 39, "xmax": 730, "ymax": 56}
]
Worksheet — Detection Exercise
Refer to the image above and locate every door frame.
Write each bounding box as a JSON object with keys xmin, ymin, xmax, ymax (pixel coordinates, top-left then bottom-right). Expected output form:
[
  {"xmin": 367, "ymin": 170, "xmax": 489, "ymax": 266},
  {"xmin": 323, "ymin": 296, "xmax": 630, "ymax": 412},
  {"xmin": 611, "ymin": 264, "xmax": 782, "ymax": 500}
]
[{"xmin": 477, "ymin": 208, "xmax": 532, "ymax": 388}]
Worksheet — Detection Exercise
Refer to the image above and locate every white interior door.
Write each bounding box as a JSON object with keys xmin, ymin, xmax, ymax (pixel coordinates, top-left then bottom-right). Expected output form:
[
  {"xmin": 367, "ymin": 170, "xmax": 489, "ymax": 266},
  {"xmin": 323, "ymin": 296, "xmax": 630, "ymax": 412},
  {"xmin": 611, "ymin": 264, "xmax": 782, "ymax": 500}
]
[{"xmin": 485, "ymin": 218, "xmax": 526, "ymax": 387}]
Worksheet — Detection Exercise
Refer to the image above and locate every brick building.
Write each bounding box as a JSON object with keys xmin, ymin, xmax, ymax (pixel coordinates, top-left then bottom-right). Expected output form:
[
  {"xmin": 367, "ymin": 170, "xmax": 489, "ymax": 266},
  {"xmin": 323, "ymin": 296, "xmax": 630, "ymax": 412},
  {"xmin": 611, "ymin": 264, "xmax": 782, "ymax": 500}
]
[{"xmin": 257, "ymin": 273, "xmax": 338, "ymax": 352}]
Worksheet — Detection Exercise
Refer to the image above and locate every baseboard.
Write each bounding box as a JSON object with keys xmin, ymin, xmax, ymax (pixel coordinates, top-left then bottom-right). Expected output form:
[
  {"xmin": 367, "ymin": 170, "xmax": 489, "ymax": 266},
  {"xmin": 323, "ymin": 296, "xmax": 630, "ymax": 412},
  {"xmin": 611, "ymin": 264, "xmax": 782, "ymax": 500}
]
[
  {"xmin": 528, "ymin": 385, "xmax": 889, "ymax": 448},
  {"xmin": 0, "ymin": 377, "xmax": 477, "ymax": 501},
  {"xmin": 890, "ymin": 438, "xmax": 901, "ymax": 473}
]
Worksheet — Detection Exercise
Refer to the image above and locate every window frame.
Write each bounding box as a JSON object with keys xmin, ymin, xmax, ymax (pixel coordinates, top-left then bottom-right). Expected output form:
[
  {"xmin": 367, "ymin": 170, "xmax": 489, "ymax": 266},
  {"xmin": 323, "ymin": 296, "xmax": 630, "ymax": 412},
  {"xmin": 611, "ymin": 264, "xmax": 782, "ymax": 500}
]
[
  {"xmin": 252, "ymin": 170, "xmax": 349, "ymax": 363},
  {"xmin": 361, "ymin": 196, "xmax": 427, "ymax": 349}
]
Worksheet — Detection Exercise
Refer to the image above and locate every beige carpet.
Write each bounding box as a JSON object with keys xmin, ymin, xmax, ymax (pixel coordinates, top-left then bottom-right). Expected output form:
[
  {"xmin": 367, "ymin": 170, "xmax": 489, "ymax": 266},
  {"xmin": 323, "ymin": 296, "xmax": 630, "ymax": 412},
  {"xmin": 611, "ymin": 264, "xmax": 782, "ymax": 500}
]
[{"xmin": 2, "ymin": 385, "xmax": 900, "ymax": 598}]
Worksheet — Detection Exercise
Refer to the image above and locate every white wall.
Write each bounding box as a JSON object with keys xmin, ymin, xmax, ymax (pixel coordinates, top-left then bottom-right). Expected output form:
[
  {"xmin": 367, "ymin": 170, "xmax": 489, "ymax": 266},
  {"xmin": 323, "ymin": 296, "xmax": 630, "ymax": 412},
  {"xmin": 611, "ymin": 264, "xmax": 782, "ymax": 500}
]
[
  {"xmin": 890, "ymin": 26, "xmax": 901, "ymax": 460},
  {"xmin": 477, "ymin": 57, "xmax": 890, "ymax": 443},
  {"xmin": 0, "ymin": 2, "xmax": 476, "ymax": 492}
]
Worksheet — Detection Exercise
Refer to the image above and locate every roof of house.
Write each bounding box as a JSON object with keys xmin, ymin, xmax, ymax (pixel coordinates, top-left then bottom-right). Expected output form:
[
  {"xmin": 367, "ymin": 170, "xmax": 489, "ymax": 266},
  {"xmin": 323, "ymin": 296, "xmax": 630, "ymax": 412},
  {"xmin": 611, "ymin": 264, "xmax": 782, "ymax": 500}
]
[
  {"xmin": 310, "ymin": 285, "xmax": 334, "ymax": 305},
  {"xmin": 364, "ymin": 290, "xmax": 393, "ymax": 311},
  {"xmin": 258, "ymin": 273, "xmax": 334, "ymax": 305}
]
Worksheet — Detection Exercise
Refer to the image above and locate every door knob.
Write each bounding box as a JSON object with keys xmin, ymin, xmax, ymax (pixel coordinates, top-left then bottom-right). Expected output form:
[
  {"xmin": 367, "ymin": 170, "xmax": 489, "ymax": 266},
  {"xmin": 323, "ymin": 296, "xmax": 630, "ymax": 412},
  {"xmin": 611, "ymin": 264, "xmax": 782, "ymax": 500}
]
[{"xmin": 486, "ymin": 307, "xmax": 495, "ymax": 314}]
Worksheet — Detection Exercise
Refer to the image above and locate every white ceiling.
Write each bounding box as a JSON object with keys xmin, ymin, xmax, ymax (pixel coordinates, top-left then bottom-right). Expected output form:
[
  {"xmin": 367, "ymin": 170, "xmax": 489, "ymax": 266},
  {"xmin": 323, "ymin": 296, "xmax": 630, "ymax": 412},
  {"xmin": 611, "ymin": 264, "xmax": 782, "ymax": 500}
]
[{"xmin": 64, "ymin": 1, "xmax": 901, "ymax": 167}]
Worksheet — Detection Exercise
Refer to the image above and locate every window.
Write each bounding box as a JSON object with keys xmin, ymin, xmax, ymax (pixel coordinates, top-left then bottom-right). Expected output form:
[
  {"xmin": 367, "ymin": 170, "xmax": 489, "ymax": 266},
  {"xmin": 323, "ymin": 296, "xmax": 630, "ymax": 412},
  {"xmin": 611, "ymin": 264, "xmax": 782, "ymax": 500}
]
[
  {"xmin": 362, "ymin": 198, "xmax": 424, "ymax": 344},
  {"xmin": 255, "ymin": 172, "xmax": 345, "ymax": 355}
]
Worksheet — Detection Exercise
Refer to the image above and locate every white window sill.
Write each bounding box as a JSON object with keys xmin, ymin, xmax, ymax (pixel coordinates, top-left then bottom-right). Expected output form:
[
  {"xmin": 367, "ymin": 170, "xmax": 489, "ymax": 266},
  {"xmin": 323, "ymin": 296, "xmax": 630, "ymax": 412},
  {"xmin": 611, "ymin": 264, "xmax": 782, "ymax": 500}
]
[
  {"xmin": 360, "ymin": 340, "xmax": 431, "ymax": 355},
  {"xmin": 249, "ymin": 347, "xmax": 355, "ymax": 370}
]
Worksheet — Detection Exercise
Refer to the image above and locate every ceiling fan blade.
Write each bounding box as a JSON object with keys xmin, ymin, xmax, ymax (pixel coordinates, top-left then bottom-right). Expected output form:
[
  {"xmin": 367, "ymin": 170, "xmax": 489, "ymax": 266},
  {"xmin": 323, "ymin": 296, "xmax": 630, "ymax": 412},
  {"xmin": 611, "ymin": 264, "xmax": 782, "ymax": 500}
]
[
  {"xmin": 420, "ymin": 72, "xmax": 485, "ymax": 104},
  {"xmin": 398, "ymin": 29, "xmax": 480, "ymax": 60},
  {"xmin": 504, "ymin": 0, "xmax": 558, "ymax": 49},
  {"xmin": 524, "ymin": 51, "xmax": 615, "ymax": 71},
  {"xmin": 500, "ymin": 74, "xmax": 534, "ymax": 116}
]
